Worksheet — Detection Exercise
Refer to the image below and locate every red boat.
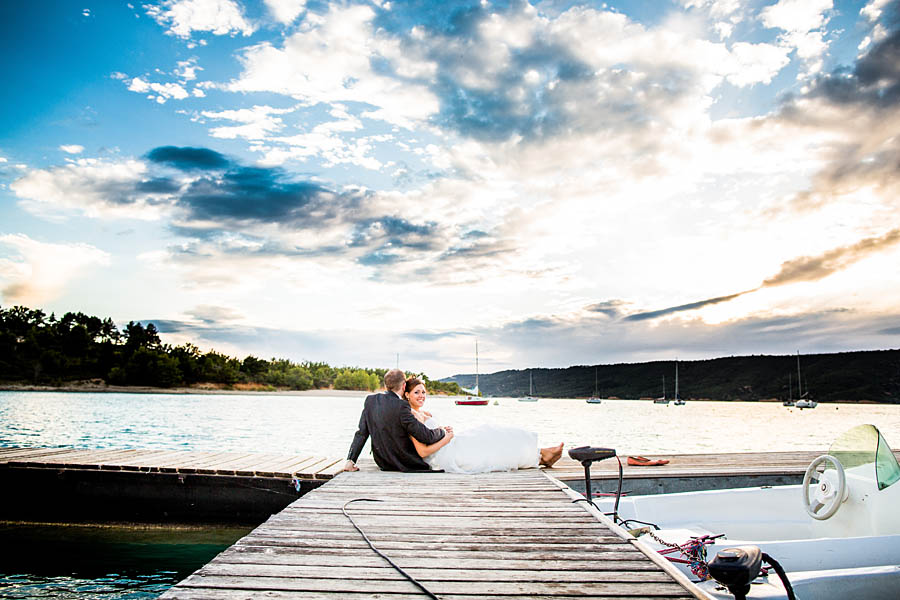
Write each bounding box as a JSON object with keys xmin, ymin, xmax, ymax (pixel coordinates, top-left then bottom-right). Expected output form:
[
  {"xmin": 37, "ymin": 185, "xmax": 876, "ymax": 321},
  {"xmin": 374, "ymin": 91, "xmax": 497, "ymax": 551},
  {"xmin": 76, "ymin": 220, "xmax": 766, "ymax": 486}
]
[{"xmin": 455, "ymin": 397, "xmax": 488, "ymax": 405}]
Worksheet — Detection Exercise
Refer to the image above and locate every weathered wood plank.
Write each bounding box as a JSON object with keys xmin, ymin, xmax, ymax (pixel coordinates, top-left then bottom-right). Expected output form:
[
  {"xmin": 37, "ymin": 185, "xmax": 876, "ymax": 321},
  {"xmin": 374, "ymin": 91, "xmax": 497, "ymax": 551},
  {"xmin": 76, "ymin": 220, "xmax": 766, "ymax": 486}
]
[
  {"xmin": 174, "ymin": 573, "xmax": 694, "ymax": 596},
  {"xmin": 235, "ymin": 530, "xmax": 625, "ymax": 544},
  {"xmin": 0, "ymin": 446, "xmax": 340, "ymax": 478},
  {"xmin": 249, "ymin": 455, "xmax": 316, "ymax": 475},
  {"xmin": 235, "ymin": 539, "xmax": 635, "ymax": 554},
  {"xmin": 197, "ymin": 563, "xmax": 676, "ymax": 583},
  {"xmin": 0, "ymin": 447, "xmax": 88, "ymax": 462},
  {"xmin": 216, "ymin": 549, "xmax": 662, "ymax": 571},
  {"xmin": 160, "ymin": 466, "xmax": 705, "ymax": 599},
  {"xmin": 164, "ymin": 591, "xmax": 691, "ymax": 600}
]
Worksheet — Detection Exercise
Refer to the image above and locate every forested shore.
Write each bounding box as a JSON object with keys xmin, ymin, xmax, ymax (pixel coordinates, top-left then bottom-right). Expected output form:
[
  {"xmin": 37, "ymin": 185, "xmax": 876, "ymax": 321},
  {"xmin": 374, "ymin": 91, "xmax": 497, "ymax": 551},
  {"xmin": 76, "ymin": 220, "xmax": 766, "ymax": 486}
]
[
  {"xmin": 447, "ymin": 350, "xmax": 900, "ymax": 403},
  {"xmin": 0, "ymin": 306, "xmax": 461, "ymax": 394}
]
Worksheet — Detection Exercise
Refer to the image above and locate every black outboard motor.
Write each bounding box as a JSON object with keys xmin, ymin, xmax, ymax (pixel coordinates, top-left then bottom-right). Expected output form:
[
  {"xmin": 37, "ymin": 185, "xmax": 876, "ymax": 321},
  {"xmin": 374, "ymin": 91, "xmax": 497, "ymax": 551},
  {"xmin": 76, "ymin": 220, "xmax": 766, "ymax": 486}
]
[
  {"xmin": 708, "ymin": 546, "xmax": 762, "ymax": 600},
  {"xmin": 568, "ymin": 446, "xmax": 618, "ymax": 515}
]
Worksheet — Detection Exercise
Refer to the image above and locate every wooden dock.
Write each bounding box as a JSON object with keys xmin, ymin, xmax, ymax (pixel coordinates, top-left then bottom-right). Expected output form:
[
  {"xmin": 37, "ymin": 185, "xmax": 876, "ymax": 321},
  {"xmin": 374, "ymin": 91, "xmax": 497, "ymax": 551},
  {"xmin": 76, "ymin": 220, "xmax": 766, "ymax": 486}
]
[
  {"xmin": 550, "ymin": 450, "xmax": 839, "ymax": 481},
  {"xmin": 0, "ymin": 446, "xmax": 344, "ymax": 480},
  {"xmin": 0, "ymin": 446, "xmax": 344, "ymax": 522},
  {"xmin": 160, "ymin": 465, "xmax": 709, "ymax": 599},
  {"xmin": 545, "ymin": 448, "xmax": 900, "ymax": 496}
]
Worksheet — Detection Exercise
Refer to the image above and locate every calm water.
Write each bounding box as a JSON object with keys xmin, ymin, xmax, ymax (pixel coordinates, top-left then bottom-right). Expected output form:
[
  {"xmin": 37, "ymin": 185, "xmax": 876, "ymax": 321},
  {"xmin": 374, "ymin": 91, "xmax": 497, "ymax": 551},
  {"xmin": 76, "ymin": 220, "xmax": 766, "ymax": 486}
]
[
  {"xmin": 2, "ymin": 391, "xmax": 900, "ymax": 599},
  {"xmin": 2, "ymin": 391, "xmax": 900, "ymax": 455},
  {"xmin": 0, "ymin": 523, "xmax": 249, "ymax": 599}
]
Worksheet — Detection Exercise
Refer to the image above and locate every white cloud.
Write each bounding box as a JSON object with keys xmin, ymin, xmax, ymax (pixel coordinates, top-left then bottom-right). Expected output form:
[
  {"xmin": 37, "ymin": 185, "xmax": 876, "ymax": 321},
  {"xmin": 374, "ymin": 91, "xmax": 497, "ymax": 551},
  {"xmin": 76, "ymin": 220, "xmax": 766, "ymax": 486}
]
[
  {"xmin": 263, "ymin": 0, "xmax": 305, "ymax": 25},
  {"xmin": 554, "ymin": 7, "xmax": 788, "ymax": 90},
  {"xmin": 678, "ymin": 0, "xmax": 742, "ymax": 18},
  {"xmin": 127, "ymin": 77, "xmax": 189, "ymax": 103},
  {"xmin": 861, "ymin": 0, "xmax": 892, "ymax": 22},
  {"xmin": 201, "ymin": 105, "xmax": 294, "ymax": 140},
  {"xmin": 726, "ymin": 41, "xmax": 792, "ymax": 86},
  {"xmin": 10, "ymin": 158, "xmax": 172, "ymax": 221},
  {"xmin": 175, "ymin": 58, "xmax": 202, "ymax": 80},
  {"xmin": 144, "ymin": 0, "xmax": 255, "ymax": 38},
  {"xmin": 0, "ymin": 233, "xmax": 110, "ymax": 306},
  {"xmin": 760, "ymin": 0, "xmax": 833, "ymax": 75},
  {"xmin": 228, "ymin": 4, "xmax": 439, "ymax": 128},
  {"xmin": 59, "ymin": 144, "xmax": 85, "ymax": 154},
  {"xmin": 761, "ymin": 0, "xmax": 832, "ymax": 33}
]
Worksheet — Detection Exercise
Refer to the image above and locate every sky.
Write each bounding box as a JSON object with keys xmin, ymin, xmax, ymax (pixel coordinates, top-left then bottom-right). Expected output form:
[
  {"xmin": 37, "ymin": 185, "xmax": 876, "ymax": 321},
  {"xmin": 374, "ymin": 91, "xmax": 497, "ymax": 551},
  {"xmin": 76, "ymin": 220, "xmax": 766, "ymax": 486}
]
[{"xmin": 0, "ymin": 0, "xmax": 898, "ymax": 379}]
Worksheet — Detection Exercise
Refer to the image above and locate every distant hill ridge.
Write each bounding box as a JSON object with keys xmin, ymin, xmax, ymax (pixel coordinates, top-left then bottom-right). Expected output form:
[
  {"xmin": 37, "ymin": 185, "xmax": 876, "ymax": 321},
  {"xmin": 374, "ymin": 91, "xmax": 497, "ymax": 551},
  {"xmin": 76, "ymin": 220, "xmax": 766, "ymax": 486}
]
[{"xmin": 443, "ymin": 349, "xmax": 900, "ymax": 403}]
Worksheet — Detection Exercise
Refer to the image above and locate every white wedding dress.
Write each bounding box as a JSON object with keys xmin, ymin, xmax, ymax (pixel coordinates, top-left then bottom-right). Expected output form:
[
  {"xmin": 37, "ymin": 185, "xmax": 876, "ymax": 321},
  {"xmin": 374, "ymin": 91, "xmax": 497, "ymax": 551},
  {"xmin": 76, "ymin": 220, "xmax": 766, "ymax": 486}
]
[{"xmin": 423, "ymin": 416, "xmax": 540, "ymax": 474}]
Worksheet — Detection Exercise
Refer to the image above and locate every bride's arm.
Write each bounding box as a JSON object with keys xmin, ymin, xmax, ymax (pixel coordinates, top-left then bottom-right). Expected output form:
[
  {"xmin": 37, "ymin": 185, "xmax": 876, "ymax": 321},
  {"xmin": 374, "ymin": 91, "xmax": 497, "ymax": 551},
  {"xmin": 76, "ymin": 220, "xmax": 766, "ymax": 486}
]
[{"xmin": 411, "ymin": 427, "xmax": 454, "ymax": 458}]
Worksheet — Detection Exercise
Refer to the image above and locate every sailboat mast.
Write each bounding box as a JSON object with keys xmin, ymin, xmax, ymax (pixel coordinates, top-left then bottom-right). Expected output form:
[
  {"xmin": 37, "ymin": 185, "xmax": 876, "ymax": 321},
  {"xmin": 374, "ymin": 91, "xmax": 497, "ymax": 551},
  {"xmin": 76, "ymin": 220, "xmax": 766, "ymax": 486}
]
[
  {"xmin": 797, "ymin": 351, "xmax": 802, "ymax": 398},
  {"xmin": 475, "ymin": 339, "xmax": 479, "ymax": 393},
  {"xmin": 675, "ymin": 360, "xmax": 679, "ymax": 399}
]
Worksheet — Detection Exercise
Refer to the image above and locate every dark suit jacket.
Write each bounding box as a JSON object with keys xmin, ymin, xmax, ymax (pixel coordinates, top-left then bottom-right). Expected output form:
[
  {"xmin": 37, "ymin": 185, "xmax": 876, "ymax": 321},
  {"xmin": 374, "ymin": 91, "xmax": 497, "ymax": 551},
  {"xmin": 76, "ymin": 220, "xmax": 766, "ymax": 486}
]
[{"xmin": 347, "ymin": 390, "xmax": 446, "ymax": 471}]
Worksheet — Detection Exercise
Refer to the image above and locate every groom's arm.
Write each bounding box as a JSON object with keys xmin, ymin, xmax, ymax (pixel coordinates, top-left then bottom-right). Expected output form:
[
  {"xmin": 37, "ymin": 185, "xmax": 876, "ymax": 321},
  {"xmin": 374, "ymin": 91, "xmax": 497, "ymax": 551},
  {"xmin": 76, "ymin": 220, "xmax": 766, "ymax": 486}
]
[
  {"xmin": 399, "ymin": 404, "xmax": 445, "ymax": 445},
  {"xmin": 346, "ymin": 398, "xmax": 371, "ymax": 463}
]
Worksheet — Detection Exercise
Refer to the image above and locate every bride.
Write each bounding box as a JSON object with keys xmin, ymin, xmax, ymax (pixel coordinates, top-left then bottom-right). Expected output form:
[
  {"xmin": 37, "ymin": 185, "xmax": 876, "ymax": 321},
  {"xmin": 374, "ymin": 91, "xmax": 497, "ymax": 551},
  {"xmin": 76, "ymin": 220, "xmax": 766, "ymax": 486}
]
[{"xmin": 403, "ymin": 377, "xmax": 563, "ymax": 474}]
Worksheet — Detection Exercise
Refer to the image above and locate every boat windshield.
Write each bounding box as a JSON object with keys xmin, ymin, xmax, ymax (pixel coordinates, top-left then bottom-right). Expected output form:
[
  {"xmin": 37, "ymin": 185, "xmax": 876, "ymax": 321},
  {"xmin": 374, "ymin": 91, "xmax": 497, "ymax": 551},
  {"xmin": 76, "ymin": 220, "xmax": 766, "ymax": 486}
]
[{"xmin": 828, "ymin": 424, "xmax": 900, "ymax": 491}]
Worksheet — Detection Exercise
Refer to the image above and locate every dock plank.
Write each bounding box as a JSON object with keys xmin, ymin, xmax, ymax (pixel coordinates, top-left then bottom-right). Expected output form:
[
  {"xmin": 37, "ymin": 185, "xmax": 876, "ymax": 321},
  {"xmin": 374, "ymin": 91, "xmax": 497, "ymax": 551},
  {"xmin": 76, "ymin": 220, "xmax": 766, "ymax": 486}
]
[
  {"xmin": 548, "ymin": 449, "xmax": 900, "ymax": 481},
  {"xmin": 0, "ymin": 446, "xmax": 342, "ymax": 480},
  {"xmin": 161, "ymin": 468, "xmax": 705, "ymax": 599}
]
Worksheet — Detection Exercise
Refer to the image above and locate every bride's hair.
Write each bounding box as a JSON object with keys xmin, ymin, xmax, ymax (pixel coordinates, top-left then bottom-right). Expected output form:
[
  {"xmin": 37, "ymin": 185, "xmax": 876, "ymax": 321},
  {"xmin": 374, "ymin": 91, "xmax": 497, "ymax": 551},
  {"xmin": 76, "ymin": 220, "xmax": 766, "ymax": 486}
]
[{"xmin": 404, "ymin": 377, "xmax": 425, "ymax": 399}]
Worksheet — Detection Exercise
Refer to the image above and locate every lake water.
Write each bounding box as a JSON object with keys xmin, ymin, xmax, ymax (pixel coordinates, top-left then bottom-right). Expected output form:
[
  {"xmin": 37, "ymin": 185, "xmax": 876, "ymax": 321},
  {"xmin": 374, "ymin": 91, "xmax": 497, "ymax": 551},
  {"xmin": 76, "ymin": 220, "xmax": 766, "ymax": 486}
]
[
  {"xmin": 0, "ymin": 523, "xmax": 250, "ymax": 599},
  {"xmin": 2, "ymin": 391, "xmax": 900, "ymax": 456},
  {"xmin": 2, "ymin": 390, "xmax": 900, "ymax": 598}
]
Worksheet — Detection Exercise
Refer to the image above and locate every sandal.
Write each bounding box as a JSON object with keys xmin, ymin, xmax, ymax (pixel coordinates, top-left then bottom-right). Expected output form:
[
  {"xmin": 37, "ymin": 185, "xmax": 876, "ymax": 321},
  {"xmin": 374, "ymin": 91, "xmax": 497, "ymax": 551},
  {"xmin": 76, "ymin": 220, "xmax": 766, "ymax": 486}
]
[{"xmin": 627, "ymin": 455, "xmax": 670, "ymax": 466}]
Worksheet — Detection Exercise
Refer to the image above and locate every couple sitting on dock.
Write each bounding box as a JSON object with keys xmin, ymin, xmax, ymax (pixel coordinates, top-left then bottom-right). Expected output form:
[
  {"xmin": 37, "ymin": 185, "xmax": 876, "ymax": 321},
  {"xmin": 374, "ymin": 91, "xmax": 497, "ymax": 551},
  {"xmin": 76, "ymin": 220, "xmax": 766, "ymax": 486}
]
[{"xmin": 344, "ymin": 369, "xmax": 564, "ymax": 474}]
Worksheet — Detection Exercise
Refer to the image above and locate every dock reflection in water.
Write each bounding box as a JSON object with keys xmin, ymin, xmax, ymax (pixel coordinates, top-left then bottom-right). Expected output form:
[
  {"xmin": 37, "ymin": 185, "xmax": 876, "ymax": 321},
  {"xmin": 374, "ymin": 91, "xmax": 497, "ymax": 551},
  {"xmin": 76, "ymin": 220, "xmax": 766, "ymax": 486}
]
[{"xmin": 0, "ymin": 523, "xmax": 249, "ymax": 599}]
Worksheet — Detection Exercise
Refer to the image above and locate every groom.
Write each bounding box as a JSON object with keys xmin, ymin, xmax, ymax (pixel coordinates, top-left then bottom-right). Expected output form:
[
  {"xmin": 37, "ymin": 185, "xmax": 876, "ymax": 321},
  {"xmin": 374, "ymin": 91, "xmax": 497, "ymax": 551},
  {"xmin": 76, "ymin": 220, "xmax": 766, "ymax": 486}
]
[{"xmin": 344, "ymin": 368, "xmax": 448, "ymax": 472}]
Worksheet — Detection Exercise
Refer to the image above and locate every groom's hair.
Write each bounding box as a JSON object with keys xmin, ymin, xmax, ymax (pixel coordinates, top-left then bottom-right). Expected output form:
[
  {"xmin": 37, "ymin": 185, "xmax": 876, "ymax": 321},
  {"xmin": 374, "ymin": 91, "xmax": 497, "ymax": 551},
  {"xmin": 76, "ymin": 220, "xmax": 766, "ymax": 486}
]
[{"xmin": 384, "ymin": 368, "xmax": 406, "ymax": 392}]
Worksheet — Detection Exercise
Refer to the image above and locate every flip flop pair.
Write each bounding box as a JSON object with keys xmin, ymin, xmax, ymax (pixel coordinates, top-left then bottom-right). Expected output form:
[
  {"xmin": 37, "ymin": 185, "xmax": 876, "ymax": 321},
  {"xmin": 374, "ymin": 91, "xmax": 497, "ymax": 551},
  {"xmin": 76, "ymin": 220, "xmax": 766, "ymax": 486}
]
[{"xmin": 627, "ymin": 455, "xmax": 670, "ymax": 466}]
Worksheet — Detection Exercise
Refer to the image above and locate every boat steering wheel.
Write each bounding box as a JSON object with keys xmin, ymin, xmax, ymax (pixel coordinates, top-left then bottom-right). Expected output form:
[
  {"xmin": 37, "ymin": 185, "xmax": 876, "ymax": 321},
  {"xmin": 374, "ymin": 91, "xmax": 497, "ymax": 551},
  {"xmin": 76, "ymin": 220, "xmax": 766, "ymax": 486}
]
[{"xmin": 802, "ymin": 454, "xmax": 847, "ymax": 520}]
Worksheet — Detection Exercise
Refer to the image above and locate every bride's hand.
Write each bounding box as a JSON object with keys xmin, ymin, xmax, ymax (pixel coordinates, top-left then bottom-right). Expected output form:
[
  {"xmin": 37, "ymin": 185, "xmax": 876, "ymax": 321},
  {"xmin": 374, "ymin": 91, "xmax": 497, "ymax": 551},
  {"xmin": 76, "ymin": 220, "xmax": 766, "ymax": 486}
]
[{"xmin": 443, "ymin": 426, "xmax": 454, "ymax": 438}]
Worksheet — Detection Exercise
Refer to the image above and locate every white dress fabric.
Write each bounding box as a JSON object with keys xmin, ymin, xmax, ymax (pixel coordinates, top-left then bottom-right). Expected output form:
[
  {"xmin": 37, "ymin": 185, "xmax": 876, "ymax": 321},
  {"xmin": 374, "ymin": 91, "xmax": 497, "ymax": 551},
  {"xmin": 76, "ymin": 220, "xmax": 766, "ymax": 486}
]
[{"xmin": 423, "ymin": 416, "xmax": 540, "ymax": 474}]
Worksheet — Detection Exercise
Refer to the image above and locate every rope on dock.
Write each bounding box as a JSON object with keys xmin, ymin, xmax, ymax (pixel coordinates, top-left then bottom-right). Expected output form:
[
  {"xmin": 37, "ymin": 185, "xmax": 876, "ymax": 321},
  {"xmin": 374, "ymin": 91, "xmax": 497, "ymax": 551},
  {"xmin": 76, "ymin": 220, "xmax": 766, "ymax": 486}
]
[{"xmin": 342, "ymin": 498, "xmax": 441, "ymax": 600}]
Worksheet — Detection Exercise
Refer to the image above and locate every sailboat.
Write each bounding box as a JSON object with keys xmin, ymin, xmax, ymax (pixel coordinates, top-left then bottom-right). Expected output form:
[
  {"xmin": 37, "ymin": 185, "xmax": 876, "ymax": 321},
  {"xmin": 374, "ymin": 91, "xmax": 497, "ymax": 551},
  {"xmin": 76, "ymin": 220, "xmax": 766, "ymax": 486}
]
[
  {"xmin": 673, "ymin": 360, "xmax": 685, "ymax": 405},
  {"xmin": 653, "ymin": 374, "xmax": 669, "ymax": 404},
  {"xmin": 783, "ymin": 371, "xmax": 795, "ymax": 407},
  {"xmin": 456, "ymin": 339, "xmax": 488, "ymax": 406},
  {"xmin": 794, "ymin": 350, "xmax": 818, "ymax": 409},
  {"xmin": 518, "ymin": 370, "xmax": 538, "ymax": 402},
  {"xmin": 586, "ymin": 367, "xmax": 603, "ymax": 403}
]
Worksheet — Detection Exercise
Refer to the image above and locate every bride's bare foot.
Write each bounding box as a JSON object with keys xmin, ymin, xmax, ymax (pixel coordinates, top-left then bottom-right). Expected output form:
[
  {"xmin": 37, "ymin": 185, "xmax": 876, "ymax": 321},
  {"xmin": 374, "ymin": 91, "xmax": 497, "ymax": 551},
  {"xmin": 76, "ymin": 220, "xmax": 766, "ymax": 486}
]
[{"xmin": 539, "ymin": 443, "xmax": 564, "ymax": 467}]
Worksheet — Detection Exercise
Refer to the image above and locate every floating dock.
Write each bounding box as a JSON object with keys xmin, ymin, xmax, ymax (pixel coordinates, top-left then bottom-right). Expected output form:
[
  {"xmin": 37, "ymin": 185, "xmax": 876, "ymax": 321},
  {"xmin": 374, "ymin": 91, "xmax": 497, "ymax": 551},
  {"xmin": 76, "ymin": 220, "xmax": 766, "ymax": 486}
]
[
  {"xmin": 0, "ymin": 446, "xmax": 343, "ymax": 522},
  {"xmin": 548, "ymin": 449, "xmax": 900, "ymax": 496},
  {"xmin": 6, "ymin": 446, "xmax": 894, "ymax": 521},
  {"xmin": 7, "ymin": 445, "xmax": 888, "ymax": 597},
  {"xmin": 160, "ymin": 465, "xmax": 708, "ymax": 599}
]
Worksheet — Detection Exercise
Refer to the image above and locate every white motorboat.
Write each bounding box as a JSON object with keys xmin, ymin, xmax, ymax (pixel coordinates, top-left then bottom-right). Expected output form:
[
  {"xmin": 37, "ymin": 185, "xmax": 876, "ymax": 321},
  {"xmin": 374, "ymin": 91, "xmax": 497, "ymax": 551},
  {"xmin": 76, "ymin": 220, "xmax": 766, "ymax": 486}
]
[{"xmin": 593, "ymin": 424, "xmax": 900, "ymax": 599}]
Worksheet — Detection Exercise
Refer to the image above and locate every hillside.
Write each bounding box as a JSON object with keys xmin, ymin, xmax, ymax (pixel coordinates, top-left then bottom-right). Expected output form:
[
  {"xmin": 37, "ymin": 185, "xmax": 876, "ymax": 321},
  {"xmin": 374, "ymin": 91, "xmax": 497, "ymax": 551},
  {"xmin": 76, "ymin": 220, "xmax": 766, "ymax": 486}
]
[{"xmin": 443, "ymin": 350, "xmax": 900, "ymax": 403}]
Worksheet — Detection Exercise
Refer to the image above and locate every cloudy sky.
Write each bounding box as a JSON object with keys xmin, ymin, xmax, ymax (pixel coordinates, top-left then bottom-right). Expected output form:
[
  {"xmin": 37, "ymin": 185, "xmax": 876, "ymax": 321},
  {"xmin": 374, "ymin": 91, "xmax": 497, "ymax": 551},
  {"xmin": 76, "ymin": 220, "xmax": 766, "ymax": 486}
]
[{"xmin": 1, "ymin": 0, "xmax": 898, "ymax": 378}]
